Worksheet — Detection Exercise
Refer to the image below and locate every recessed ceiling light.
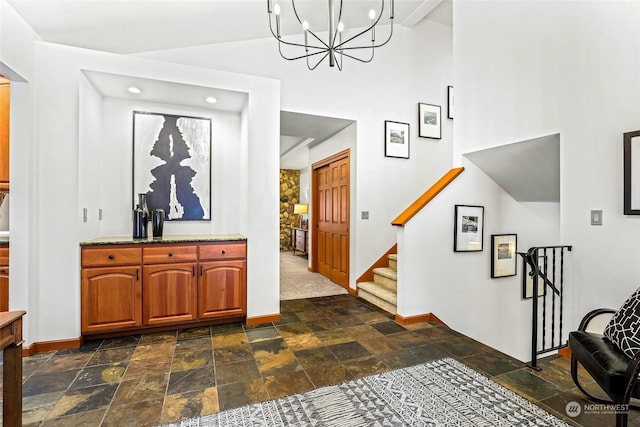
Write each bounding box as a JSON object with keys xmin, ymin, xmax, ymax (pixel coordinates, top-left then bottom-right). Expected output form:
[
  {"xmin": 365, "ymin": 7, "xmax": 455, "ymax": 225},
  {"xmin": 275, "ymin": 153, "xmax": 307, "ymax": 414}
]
[
  {"xmin": 128, "ymin": 86, "xmax": 142, "ymax": 94},
  {"xmin": 205, "ymin": 96, "xmax": 218, "ymax": 104}
]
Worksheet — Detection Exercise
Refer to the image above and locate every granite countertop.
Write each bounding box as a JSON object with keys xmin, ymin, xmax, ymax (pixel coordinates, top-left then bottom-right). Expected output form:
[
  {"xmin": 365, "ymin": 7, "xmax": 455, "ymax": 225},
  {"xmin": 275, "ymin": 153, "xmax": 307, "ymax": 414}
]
[{"xmin": 80, "ymin": 233, "xmax": 247, "ymax": 246}]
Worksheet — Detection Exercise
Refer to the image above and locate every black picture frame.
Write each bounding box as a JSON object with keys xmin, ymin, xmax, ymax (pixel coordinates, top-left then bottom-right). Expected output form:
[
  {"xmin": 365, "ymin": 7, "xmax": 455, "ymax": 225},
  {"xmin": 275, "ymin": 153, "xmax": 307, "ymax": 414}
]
[
  {"xmin": 491, "ymin": 234, "xmax": 517, "ymax": 278},
  {"xmin": 447, "ymin": 86, "xmax": 454, "ymax": 119},
  {"xmin": 133, "ymin": 111, "xmax": 212, "ymax": 221},
  {"xmin": 384, "ymin": 120, "xmax": 410, "ymax": 159},
  {"xmin": 624, "ymin": 130, "xmax": 640, "ymax": 215},
  {"xmin": 453, "ymin": 205, "xmax": 484, "ymax": 252},
  {"xmin": 418, "ymin": 103, "xmax": 441, "ymax": 139}
]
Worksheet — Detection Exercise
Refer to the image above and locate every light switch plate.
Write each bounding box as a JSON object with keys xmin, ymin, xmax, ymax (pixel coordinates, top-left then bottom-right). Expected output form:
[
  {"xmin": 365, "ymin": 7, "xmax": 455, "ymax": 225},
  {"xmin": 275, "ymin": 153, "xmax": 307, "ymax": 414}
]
[
  {"xmin": 591, "ymin": 210, "xmax": 602, "ymax": 226},
  {"xmin": 361, "ymin": 211, "xmax": 369, "ymax": 220},
  {"xmin": 83, "ymin": 208, "xmax": 88, "ymax": 223}
]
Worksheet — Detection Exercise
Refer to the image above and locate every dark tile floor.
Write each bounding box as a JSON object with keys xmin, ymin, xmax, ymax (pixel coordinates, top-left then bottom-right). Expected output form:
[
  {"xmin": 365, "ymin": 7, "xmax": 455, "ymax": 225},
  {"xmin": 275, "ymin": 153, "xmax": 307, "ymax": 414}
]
[{"xmin": 1, "ymin": 294, "xmax": 639, "ymax": 426}]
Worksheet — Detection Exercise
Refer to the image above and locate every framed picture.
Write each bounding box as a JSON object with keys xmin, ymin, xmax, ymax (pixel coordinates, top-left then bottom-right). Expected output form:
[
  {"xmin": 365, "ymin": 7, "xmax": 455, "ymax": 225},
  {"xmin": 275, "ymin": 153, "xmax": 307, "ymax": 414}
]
[
  {"xmin": 384, "ymin": 120, "xmax": 410, "ymax": 159},
  {"xmin": 522, "ymin": 254, "xmax": 545, "ymax": 299},
  {"xmin": 491, "ymin": 234, "xmax": 517, "ymax": 278},
  {"xmin": 418, "ymin": 103, "xmax": 441, "ymax": 139},
  {"xmin": 454, "ymin": 205, "xmax": 484, "ymax": 252},
  {"xmin": 133, "ymin": 111, "xmax": 212, "ymax": 221},
  {"xmin": 624, "ymin": 130, "xmax": 640, "ymax": 214},
  {"xmin": 447, "ymin": 86, "xmax": 454, "ymax": 119}
]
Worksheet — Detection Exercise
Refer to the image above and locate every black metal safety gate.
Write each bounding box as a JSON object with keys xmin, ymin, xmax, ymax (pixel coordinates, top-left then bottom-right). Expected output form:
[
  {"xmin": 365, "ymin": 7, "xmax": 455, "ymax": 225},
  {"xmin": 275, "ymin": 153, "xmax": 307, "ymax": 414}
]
[{"xmin": 519, "ymin": 245, "xmax": 572, "ymax": 370}]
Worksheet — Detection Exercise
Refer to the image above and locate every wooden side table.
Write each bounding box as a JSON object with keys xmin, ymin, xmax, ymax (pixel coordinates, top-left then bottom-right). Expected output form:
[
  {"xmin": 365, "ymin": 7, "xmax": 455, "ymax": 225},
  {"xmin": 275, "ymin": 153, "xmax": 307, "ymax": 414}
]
[
  {"xmin": 291, "ymin": 227, "xmax": 308, "ymax": 256},
  {"xmin": 1, "ymin": 310, "xmax": 25, "ymax": 427}
]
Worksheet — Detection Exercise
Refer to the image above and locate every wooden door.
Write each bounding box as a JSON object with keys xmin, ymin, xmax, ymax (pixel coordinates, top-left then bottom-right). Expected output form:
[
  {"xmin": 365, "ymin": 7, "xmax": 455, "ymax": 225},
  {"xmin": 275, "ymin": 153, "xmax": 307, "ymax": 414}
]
[
  {"xmin": 81, "ymin": 266, "xmax": 142, "ymax": 333},
  {"xmin": 143, "ymin": 262, "xmax": 197, "ymax": 326},
  {"xmin": 198, "ymin": 260, "xmax": 246, "ymax": 319},
  {"xmin": 314, "ymin": 151, "xmax": 349, "ymax": 287}
]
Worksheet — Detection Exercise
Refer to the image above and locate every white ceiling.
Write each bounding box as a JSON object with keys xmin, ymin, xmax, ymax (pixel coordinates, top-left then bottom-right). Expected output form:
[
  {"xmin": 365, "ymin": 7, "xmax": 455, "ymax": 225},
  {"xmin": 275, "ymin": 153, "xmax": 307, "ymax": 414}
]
[
  {"xmin": 7, "ymin": 0, "xmax": 452, "ymax": 170},
  {"xmin": 7, "ymin": 0, "xmax": 450, "ymax": 54},
  {"xmin": 463, "ymin": 134, "xmax": 560, "ymax": 203},
  {"xmin": 83, "ymin": 70, "xmax": 248, "ymax": 113}
]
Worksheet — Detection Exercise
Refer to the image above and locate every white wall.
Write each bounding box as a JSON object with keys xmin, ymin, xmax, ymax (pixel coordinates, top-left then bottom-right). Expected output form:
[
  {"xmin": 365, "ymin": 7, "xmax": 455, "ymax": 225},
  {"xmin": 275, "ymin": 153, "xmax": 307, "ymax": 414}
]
[
  {"xmin": 455, "ymin": 0, "xmax": 640, "ymax": 339},
  {"xmin": 89, "ymin": 98, "xmax": 243, "ymax": 237},
  {"xmin": 0, "ymin": 21, "xmax": 280, "ymax": 343},
  {"xmin": 398, "ymin": 160, "xmax": 561, "ymax": 360},
  {"xmin": 142, "ymin": 18, "xmax": 454, "ymax": 286}
]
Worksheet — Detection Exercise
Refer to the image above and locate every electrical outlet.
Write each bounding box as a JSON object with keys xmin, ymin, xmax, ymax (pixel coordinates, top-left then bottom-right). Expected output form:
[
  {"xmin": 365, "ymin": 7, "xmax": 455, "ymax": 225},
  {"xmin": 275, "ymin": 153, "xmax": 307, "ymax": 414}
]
[
  {"xmin": 83, "ymin": 208, "xmax": 88, "ymax": 222},
  {"xmin": 99, "ymin": 208, "xmax": 103, "ymax": 220},
  {"xmin": 361, "ymin": 211, "xmax": 369, "ymax": 220}
]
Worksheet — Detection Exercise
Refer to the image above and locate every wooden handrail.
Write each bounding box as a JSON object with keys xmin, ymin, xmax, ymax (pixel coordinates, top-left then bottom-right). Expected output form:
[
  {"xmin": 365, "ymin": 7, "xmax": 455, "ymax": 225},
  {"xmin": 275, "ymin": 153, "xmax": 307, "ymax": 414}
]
[{"xmin": 391, "ymin": 167, "xmax": 465, "ymax": 226}]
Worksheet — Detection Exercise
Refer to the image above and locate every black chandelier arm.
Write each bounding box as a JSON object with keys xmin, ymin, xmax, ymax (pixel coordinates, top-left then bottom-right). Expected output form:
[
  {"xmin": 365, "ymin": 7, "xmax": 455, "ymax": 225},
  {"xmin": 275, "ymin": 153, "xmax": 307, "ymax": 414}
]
[
  {"xmin": 268, "ymin": 13, "xmax": 330, "ymax": 50},
  {"xmin": 306, "ymin": 51, "xmax": 331, "ymax": 70},
  {"xmin": 278, "ymin": 43, "xmax": 330, "ymax": 62},
  {"xmin": 329, "ymin": 0, "xmax": 344, "ymax": 54},
  {"xmin": 336, "ymin": 18, "xmax": 393, "ymax": 50},
  {"xmin": 337, "ymin": 48, "xmax": 375, "ymax": 64},
  {"xmin": 290, "ymin": 0, "xmax": 331, "ymax": 49},
  {"xmin": 338, "ymin": 21, "xmax": 393, "ymax": 51}
]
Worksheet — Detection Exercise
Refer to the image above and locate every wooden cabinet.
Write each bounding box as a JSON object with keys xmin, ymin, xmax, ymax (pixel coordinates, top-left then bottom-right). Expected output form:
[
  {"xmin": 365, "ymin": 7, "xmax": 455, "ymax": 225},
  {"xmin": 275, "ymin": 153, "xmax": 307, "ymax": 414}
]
[
  {"xmin": 80, "ymin": 238, "xmax": 247, "ymax": 336},
  {"xmin": 143, "ymin": 263, "xmax": 197, "ymax": 326},
  {"xmin": 291, "ymin": 227, "xmax": 308, "ymax": 256},
  {"xmin": 81, "ymin": 246, "xmax": 142, "ymax": 333},
  {"xmin": 0, "ymin": 246, "xmax": 8, "ymax": 311},
  {"xmin": 0, "ymin": 81, "xmax": 9, "ymax": 192},
  {"xmin": 81, "ymin": 266, "xmax": 141, "ymax": 333}
]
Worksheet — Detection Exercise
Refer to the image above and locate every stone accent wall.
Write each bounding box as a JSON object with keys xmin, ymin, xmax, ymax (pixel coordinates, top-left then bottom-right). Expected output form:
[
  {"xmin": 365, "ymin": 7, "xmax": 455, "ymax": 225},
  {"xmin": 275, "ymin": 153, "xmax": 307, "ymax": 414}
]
[{"xmin": 280, "ymin": 169, "xmax": 300, "ymax": 251}]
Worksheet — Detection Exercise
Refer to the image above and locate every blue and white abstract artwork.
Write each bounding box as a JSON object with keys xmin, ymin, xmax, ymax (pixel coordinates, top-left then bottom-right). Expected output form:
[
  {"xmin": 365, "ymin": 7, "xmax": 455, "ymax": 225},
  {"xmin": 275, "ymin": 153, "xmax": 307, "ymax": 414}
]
[{"xmin": 133, "ymin": 111, "xmax": 211, "ymax": 221}]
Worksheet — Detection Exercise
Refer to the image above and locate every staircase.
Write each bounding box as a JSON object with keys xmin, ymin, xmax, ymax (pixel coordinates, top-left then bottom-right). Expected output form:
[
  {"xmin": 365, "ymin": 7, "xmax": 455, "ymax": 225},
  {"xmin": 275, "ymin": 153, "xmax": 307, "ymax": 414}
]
[{"xmin": 357, "ymin": 254, "xmax": 397, "ymax": 314}]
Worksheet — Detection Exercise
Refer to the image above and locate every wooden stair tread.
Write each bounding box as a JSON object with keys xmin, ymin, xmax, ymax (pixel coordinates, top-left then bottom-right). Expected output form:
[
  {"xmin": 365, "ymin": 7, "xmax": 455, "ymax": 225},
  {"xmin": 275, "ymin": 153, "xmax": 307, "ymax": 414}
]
[
  {"xmin": 358, "ymin": 281, "xmax": 397, "ymax": 303},
  {"xmin": 373, "ymin": 267, "xmax": 397, "ymax": 281}
]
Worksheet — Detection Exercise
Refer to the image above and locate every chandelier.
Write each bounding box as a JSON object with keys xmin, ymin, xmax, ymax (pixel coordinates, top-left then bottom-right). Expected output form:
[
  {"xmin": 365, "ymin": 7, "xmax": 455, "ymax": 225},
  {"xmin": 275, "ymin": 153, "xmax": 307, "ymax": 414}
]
[{"xmin": 266, "ymin": 0, "xmax": 395, "ymax": 70}]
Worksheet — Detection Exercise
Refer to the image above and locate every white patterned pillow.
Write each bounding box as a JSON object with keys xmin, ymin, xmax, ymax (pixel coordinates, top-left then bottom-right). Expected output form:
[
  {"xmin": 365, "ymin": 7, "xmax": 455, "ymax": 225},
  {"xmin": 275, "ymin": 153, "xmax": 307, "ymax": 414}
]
[{"xmin": 603, "ymin": 287, "xmax": 640, "ymax": 359}]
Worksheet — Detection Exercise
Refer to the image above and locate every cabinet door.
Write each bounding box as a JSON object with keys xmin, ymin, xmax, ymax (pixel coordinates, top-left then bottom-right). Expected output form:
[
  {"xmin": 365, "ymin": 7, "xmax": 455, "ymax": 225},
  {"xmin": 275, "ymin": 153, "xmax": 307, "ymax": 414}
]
[
  {"xmin": 82, "ymin": 266, "xmax": 141, "ymax": 334},
  {"xmin": 198, "ymin": 260, "xmax": 246, "ymax": 319},
  {"xmin": 0, "ymin": 266, "xmax": 8, "ymax": 311},
  {"xmin": 143, "ymin": 262, "xmax": 197, "ymax": 326}
]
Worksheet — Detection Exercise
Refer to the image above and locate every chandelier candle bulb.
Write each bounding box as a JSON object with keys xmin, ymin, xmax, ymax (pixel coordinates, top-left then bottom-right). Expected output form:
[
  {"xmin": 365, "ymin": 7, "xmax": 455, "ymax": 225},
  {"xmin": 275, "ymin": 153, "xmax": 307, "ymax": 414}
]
[
  {"xmin": 303, "ymin": 21, "xmax": 309, "ymax": 49},
  {"xmin": 274, "ymin": 3, "xmax": 281, "ymax": 37}
]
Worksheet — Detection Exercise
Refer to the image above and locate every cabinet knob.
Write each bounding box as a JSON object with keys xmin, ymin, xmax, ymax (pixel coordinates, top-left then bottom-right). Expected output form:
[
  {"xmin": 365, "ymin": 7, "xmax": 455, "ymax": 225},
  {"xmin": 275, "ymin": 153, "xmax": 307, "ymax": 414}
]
[
  {"xmin": 221, "ymin": 250, "xmax": 226, "ymax": 255},
  {"xmin": 108, "ymin": 255, "xmax": 115, "ymax": 260},
  {"xmin": 168, "ymin": 252, "xmax": 173, "ymax": 257}
]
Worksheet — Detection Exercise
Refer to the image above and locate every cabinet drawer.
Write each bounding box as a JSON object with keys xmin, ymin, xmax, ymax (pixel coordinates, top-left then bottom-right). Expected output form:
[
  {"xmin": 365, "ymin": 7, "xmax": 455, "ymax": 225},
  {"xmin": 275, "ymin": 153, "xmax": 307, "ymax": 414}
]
[
  {"xmin": 295, "ymin": 233, "xmax": 306, "ymax": 246},
  {"xmin": 143, "ymin": 245, "xmax": 197, "ymax": 264},
  {"xmin": 199, "ymin": 242, "xmax": 246, "ymax": 260},
  {"xmin": 82, "ymin": 247, "xmax": 141, "ymax": 267},
  {"xmin": 0, "ymin": 246, "xmax": 7, "ymax": 266}
]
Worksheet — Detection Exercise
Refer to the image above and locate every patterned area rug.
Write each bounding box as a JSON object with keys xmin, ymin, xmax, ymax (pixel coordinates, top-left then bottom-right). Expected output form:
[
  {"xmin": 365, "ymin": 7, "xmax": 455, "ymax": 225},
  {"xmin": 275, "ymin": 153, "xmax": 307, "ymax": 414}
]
[{"xmin": 160, "ymin": 358, "xmax": 570, "ymax": 427}]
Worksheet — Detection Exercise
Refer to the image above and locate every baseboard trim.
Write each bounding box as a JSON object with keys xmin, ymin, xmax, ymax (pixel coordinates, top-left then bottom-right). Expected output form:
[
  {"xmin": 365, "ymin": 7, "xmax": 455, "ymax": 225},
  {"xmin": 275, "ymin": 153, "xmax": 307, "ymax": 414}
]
[
  {"xmin": 246, "ymin": 313, "xmax": 281, "ymax": 327},
  {"xmin": 558, "ymin": 346, "xmax": 571, "ymax": 359},
  {"xmin": 348, "ymin": 287, "xmax": 358, "ymax": 296},
  {"xmin": 23, "ymin": 337, "xmax": 83, "ymax": 357},
  {"xmin": 395, "ymin": 312, "xmax": 448, "ymax": 327}
]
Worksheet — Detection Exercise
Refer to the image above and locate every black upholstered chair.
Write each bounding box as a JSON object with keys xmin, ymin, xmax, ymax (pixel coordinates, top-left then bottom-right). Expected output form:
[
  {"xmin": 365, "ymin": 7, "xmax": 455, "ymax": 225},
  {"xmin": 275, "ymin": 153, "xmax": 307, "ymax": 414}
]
[{"xmin": 569, "ymin": 308, "xmax": 640, "ymax": 427}]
